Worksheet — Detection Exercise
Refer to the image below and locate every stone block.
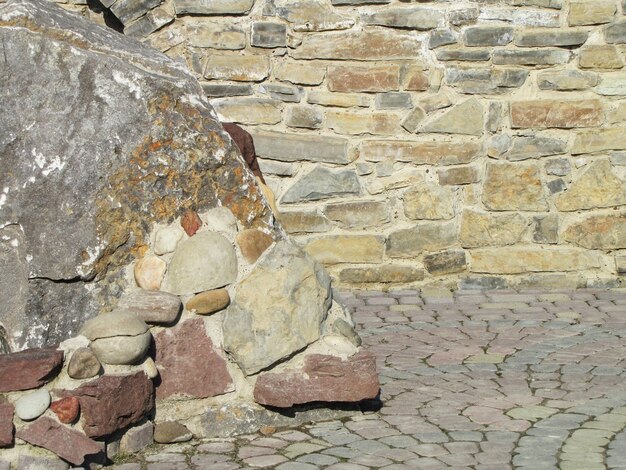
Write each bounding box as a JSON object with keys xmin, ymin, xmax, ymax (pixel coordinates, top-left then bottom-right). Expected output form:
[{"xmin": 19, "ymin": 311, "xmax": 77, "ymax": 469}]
[
  {"xmin": 479, "ymin": 7, "xmax": 560, "ymax": 26},
  {"xmin": 154, "ymin": 421, "xmax": 192, "ymax": 444},
  {"xmin": 460, "ymin": 210, "xmax": 528, "ymax": 248},
  {"xmin": 0, "ymin": 402, "xmax": 13, "ymax": 447},
  {"xmin": 236, "ymin": 229, "xmax": 274, "ymax": 264},
  {"xmin": 419, "ymin": 92, "xmax": 453, "ymax": 113},
  {"xmin": 596, "ymin": 72, "xmax": 626, "ymax": 95},
  {"xmin": 326, "ymin": 111, "xmax": 399, "ymax": 135},
  {"xmin": 446, "ymin": 67, "xmax": 528, "ymax": 94},
  {"xmin": 510, "ymin": 100, "xmax": 604, "ymax": 129},
  {"xmin": 387, "ymin": 222, "xmax": 457, "ymax": 258},
  {"xmin": 545, "ymin": 158, "xmax": 571, "ymax": 176},
  {"xmin": 361, "ymin": 140, "xmax": 480, "ymax": 165},
  {"xmin": 547, "ymin": 178, "xmax": 566, "ymax": 194},
  {"xmin": 186, "ymin": 20, "xmax": 245, "ymax": 49},
  {"xmin": 533, "ymin": 214, "xmax": 559, "ymax": 244},
  {"xmin": 403, "ymin": 183, "xmax": 456, "ymax": 220},
  {"xmin": 482, "ymin": 162, "xmax": 548, "ymax": 211},
  {"xmin": 469, "ymin": 247, "xmax": 602, "ymax": 274},
  {"xmin": 292, "ymin": 30, "xmax": 422, "ymax": 60},
  {"xmin": 213, "ymin": 98, "xmax": 282, "ymax": 125},
  {"xmin": 422, "ymin": 98, "xmax": 484, "ymax": 136},
  {"xmin": 450, "ymin": 7, "xmax": 479, "ymax": 26},
  {"xmin": 616, "ymin": 253, "xmax": 626, "ymax": 274},
  {"xmin": 272, "ymin": 0, "xmax": 354, "ymax": 32},
  {"xmin": 261, "ymin": 83, "xmax": 302, "ymax": 103},
  {"xmin": 605, "ymin": 20, "xmax": 626, "ymax": 43},
  {"xmin": 493, "ymin": 49, "xmax": 571, "ymax": 66},
  {"xmin": 429, "ymin": 29, "xmax": 458, "ymax": 49},
  {"xmin": 324, "ymin": 201, "xmax": 390, "ymax": 229},
  {"xmin": 569, "ymin": 1, "xmax": 616, "ymax": 26},
  {"xmin": 123, "ymin": 3, "xmax": 175, "ymax": 38},
  {"xmin": 119, "ymin": 290, "xmax": 182, "ymax": 325},
  {"xmin": 459, "ymin": 276, "xmax": 508, "ymax": 290},
  {"xmin": 514, "ymin": 29, "xmax": 589, "ymax": 47},
  {"xmin": 119, "ymin": 421, "xmax": 154, "ymax": 454},
  {"xmin": 285, "ymin": 106, "xmax": 322, "ymax": 129},
  {"xmin": 556, "ymin": 160, "xmax": 626, "ymax": 211},
  {"xmin": 512, "ymin": 0, "xmax": 562, "ymax": 8},
  {"xmin": 537, "ymin": 70, "xmax": 599, "ymax": 90},
  {"xmin": 506, "ymin": 136, "xmax": 567, "ymax": 161},
  {"xmin": 274, "ymin": 62, "xmax": 326, "ymax": 85},
  {"xmin": 365, "ymin": 169, "xmax": 424, "ymax": 195},
  {"xmin": 463, "ymin": 26, "xmax": 514, "ymax": 46},
  {"xmin": 572, "ymin": 128, "xmax": 626, "ymax": 154},
  {"xmin": 305, "ymin": 236, "xmax": 385, "ymax": 264},
  {"xmin": 281, "ymin": 166, "xmax": 361, "ymax": 203},
  {"xmin": 204, "ymin": 55, "xmax": 270, "ymax": 81},
  {"xmin": 328, "ymin": 65, "xmax": 399, "ymax": 93},
  {"xmin": 0, "ymin": 347, "xmax": 63, "ymax": 392},
  {"xmin": 201, "ymin": 82, "xmax": 253, "ymax": 97},
  {"xmin": 174, "ymin": 0, "xmax": 254, "ymax": 14},
  {"xmin": 307, "ymin": 91, "xmax": 370, "ymax": 108},
  {"xmin": 251, "ymin": 131, "xmax": 350, "ymax": 164},
  {"xmin": 488, "ymin": 101, "xmax": 504, "ymax": 133},
  {"xmin": 361, "ymin": 7, "xmax": 444, "ymax": 30},
  {"xmin": 277, "ymin": 210, "xmax": 332, "ymax": 234},
  {"xmin": 424, "ymin": 250, "xmax": 467, "ymax": 275},
  {"xmin": 401, "ymin": 65, "xmax": 429, "ymax": 91},
  {"xmin": 436, "ymin": 48, "xmax": 491, "ymax": 61},
  {"xmin": 332, "ymin": 0, "xmax": 390, "ymax": 3},
  {"xmin": 251, "ymin": 22, "xmax": 287, "ymax": 48},
  {"xmin": 438, "ymin": 166, "xmax": 480, "ymax": 185},
  {"xmin": 339, "ymin": 265, "xmax": 424, "ymax": 284},
  {"xmin": 401, "ymin": 107, "xmax": 426, "ymax": 133},
  {"xmin": 110, "ymin": 0, "xmax": 161, "ymax": 25},
  {"xmin": 375, "ymin": 92, "xmax": 413, "ymax": 109},
  {"xmin": 579, "ymin": 45, "xmax": 624, "ymax": 69}
]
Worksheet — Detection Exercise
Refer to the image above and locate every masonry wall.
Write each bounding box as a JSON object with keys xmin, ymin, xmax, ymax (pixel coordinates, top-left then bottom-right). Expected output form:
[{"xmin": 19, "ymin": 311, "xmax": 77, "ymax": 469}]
[{"xmin": 52, "ymin": 0, "xmax": 626, "ymax": 289}]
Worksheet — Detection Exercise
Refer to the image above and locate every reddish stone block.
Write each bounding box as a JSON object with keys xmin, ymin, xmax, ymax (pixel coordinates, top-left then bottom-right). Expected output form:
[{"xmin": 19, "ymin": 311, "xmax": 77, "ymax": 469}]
[
  {"xmin": 253, "ymin": 351, "xmax": 380, "ymax": 407},
  {"xmin": 0, "ymin": 347, "xmax": 64, "ymax": 392},
  {"xmin": 50, "ymin": 396, "xmax": 80, "ymax": 424},
  {"xmin": 511, "ymin": 99, "xmax": 604, "ymax": 129},
  {"xmin": 328, "ymin": 65, "xmax": 400, "ymax": 93},
  {"xmin": 180, "ymin": 208, "xmax": 202, "ymax": 236},
  {"xmin": 0, "ymin": 402, "xmax": 14, "ymax": 447}
]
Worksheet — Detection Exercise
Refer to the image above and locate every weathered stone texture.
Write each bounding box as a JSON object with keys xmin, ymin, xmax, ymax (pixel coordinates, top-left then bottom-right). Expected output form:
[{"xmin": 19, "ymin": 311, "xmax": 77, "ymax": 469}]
[
  {"xmin": 461, "ymin": 210, "xmax": 528, "ymax": 248},
  {"xmin": 564, "ymin": 214, "xmax": 626, "ymax": 250},
  {"xmin": 569, "ymin": 1, "xmax": 616, "ymax": 26},
  {"xmin": 204, "ymin": 55, "xmax": 270, "ymax": 81},
  {"xmin": 403, "ymin": 183, "xmax": 456, "ymax": 220},
  {"xmin": 282, "ymin": 167, "xmax": 361, "ymax": 203},
  {"xmin": 277, "ymin": 210, "xmax": 332, "ymax": 234},
  {"xmin": 251, "ymin": 22, "xmax": 287, "ymax": 48},
  {"xmin": 305, "ymin": 236, "xmax": 385, "ymax": 265},
  {"xmin": 572, "ymin": 128, "xmax": 626, "ymax": 154},
  {"xmin": 556, "ymin": 160, "xmax": 626, "ymax": 211},
  {"xmin": 511, "ymin": 100, "xmax": 604, "ymax": 128},
  {"xmin": 0, "ymin": 347, "xmax": 63, "ymax": 392},
  {"xmin": 0, "ymin": 402, "xmax": 14, "ymax": 448},
  {"xmin": 175, "ymin": 0, "xmax": 254, "ymax": 15},
  {"xmin": 252, "ymin": 131, "xmax": 350, "ymax": 164},
  {"xmin": 324, "ymin": 201, "xmax": 389, "ymax": 229},
  {"xmin": 326, "ymin": 111, "xmax": 399, "ymax": 135},
  {"xmin": 579, "ymin": 45, "xmax": 624, "ymax": 69},
  {"xmin": 482, "ymin": 163, "xmax": 548, "ymax": 211},
  {"xmin": 470, "ymin": 247, "xmax": 602, "ymax": 274},
  {"xmin": 387, "ymin": 222, "xmax": 457, "ymax": 258},
  {"xmin": 422, "ymin": 98, "xmax": 484, "ymax": 136},
  {"xmin": 361, "ymin": 140, "xmax": 480, "ymax": 166},
  {"xmin": 361, "ymin": 7, "xmax": 443, "ymax": 30},
  {"xmin": 185, "ymin": 20, "xmax": 246, "ymax": 49},
  {"xmin": 339, "ymin": 265, "xmax": 424, "ymax": 284},
  {"xmin": 438, "ymin": 166, "xmax": 480, "ymax": 185},
  {"xmin": 538, "ymin": 70, "xmax": 599, "ymax": 90},
  {"xmin": 424, "ymin": 250, "xmax": 467, "ymax": 275}
]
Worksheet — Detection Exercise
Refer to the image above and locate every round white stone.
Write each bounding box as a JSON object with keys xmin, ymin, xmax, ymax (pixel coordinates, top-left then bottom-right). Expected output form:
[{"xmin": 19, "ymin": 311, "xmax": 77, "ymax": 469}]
[
  {"xmin": 154, "ymin": 226, "xmax": 183, "ymax": 255},
  {"xmin": 15, "ymin": 389, "xmax": 51, "ymax": 421}
]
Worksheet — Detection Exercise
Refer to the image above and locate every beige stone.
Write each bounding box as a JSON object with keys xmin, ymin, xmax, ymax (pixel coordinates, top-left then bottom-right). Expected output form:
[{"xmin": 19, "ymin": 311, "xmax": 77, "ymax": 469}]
[
  {"xmin": 277, "ymin": 210, "xmax": 332, "ymax": 233},
  {"xmin": 365, "ymin": 169, "xmax": 424, "ymax": 195},
  {"xmin": 579, "ymin": 45, "xmax": 624, "ymax": 69},
  {"xmin": 339, "ymin": 265, "xmax": 425, "ymax": 284},
  {"xmin": 186, "ymin": 289, "xmax": 231, "ymax": 315},
  {"xmin": 569, "ymin": 1, "xmax": 616, "ymax": 26},
  {"xmin": 556, "ymin": 160, "xmax": 626, "ymax": 211},
  {"xmin": 482, "ymin": 162, "xmax": 548, "ymax": 211},
  {"xmin": 305, "ymin": 235, "xmax": 385, "ymax": 265},
  {"xmin": 572, "ymin": 127, "xmax": 626, "ymax": 154},
  {"xmin": 323, "ymin": 201, "xmax": 390, "ymax": 229},
  {"xmin": 212, "ymin": 98, "xmax": 282, "ymax": 125},
  {"xmin": 328, "ymin": 65, "xmax": 400, "ymax": 93},
  {"xmin": 537, "ymin": 70, "xmax": 599, "ymax": 91},
  {"xmin": 292, "ymin": 30, "xmax": 422, "ymax": 61},
  {"xmin": 402, "ymin": 65, "xmax": 429, "ymax": 91},
  {"xmin": 422, "ymin": 98, "xmax": 484, "ymax": 136},
  {"xmin": 361, "ymin": 140, "xmax": 480, "ymax": 165},
  {"xmin": 511, "ymin": 100, "xmax": 604, "ymax": 128},
  {"xmin": 424, "ymin": 250, "xmax": 467, "ymax": 275},
  {"xmin": 134, "ymin": 255, "xmax": 166, "ymax": 291},
  {"xmin": 273, "ymin": 0, "xmax": 353, "ymax": 32},
  {"xmin": 185, "ymin": 20, "xmax": 245, "ymax": 49},
  {"xmin": 387, "ymin": 222, "xmax": 457, "ymax": 258},
  {"xmin": 204, "ymin": 55, "xmax": 270, "ymax": 81},
  {"xmin": 596, "ymin": 71, "xmax": 626, "ymax": 96},
  {"xmin": 609, "ymin": 102, "xmax": 626, "ymax": 123},
  {"xmin": 564, "ymin": 213, "xmax": 626, "ymax": 249},
  {"xmin": 403, "ymin": 183, "xmax": 456, "ymax": 220},
  {"xmin": 236, "ymin": 229, "xmax": 274, "ymax": 263},
  {"xmin": 307, "ymin": 91, "xmax": 370, "ymax": 108},
  {"xmin": 438, "ymin": 166, "xmax": 480, "ymax": 185},
  {"xmin": 274, "ymin": 62, "xmax": 326, "ymax": 86},
  {"xmin": 419, "ymin": 93, "xmax": 453, "ymax": 113},
  {"xmin": 470, "ymin": 247, "xmax": 602, "ymax": 274},
  {"xmin": 326, "ymin": 111, "xmax": 399, "ymax": 135},
  {"xmin": 460, "ymin": 210, "xmax": 528, "ymax": 248}
]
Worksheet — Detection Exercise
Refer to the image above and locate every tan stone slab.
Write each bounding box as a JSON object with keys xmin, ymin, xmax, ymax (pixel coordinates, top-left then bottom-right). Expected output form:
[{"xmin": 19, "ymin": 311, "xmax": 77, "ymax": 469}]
[
  {"xmin": 482, "ymin": 162, "xmax": 548, "ymax": 211},
  {"xmin": 403, "ymin": 182, "xmax": 455, "ymax": 220},
  {"xmin": 274, "ymin": 62, "xmax": 326, "ymax": 85},
  {"xmin": 564, "ymin": 213, "xmax": 626, "ymax": 249},
  {"xmin": 277, "ymin": 210, "xmax": 332, "ymax": 234},
  {"xmin": 511, "ymin": 99, "xmax": 604, "ymax": 128},
  {"xmin": 185, "ymin": 19, "xmax": 245, "ymax": 49},
  {"xmin": 469, "ymin": 247, "xmax": 602, "ymax": 274},
  {"xmin": 204, "ymin": 55, "xmax": 270, "ymax": 81},
  {"xmin": 212, "ymin": 98, "xmax": 282, "ymax": 125},
  {"xmin": 421, "ymin": 98, "xmax": 484, "ymax": 136},
  {"xmin": 307, "ymin": 91, "xmax": 370, "ymax": 108},
  {"xmin": 460, "ymin": 210, "xmax": 527, "ymax": 248},
  {"xmin": 579, "ymin": 45, "xmax": 624, "ymax": 69},
  {"xmin": 556, "ymin": 160, "xmax": 626, "ymax": 211},
  {"xmin": 326, "ymin": 111, "xmax": 399, "ymax": 135},
  {"xmin": 360, "ymin": 140, "xmax": 480, "ymax": 165},
  {"xmin": 305, "ymin": 235, "xmax": 385, "ymax": 264},
  {"xmin": 572, "ymin": 127, "xmax": 626, "ymax": 154},
  {"xmin": 569, "ymin": 0, "xmax": 616, "ymax": 26},
  {"xmin": 328, "ymin": 64, "xmax": 400, "ymax": 93}
]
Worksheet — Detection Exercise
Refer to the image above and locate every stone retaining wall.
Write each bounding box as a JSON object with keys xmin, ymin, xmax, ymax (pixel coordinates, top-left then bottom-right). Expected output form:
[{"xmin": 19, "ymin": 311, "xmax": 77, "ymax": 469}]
[{"xmin": 47, "ymin": 0, "xmax": 626, "ymax": 289}]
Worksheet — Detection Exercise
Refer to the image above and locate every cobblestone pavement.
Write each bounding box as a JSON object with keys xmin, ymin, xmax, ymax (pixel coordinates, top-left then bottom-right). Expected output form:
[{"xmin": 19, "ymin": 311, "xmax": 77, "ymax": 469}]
[{"xmin": 112, "ymin": 288, "xmax": 626, "ymax": 470}]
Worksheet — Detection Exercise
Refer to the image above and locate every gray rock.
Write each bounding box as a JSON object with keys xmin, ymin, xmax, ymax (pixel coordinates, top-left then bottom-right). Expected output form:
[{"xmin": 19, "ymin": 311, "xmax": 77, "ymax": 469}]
[
  {"xmin": 110, "ymin": 0, "xmax": 161, "ymax": 25},
  {"xmin": 16, "ymin": 455, "xmax": 69, "ymax": 470},
  {"xmin": 15, "ymin": 389, "xmax": 50, "ymax": 421},
  {"xmin": 506, "ymin": 136, "xmax": 567, "ymax": 161},
  {"xmin": 436, "ymin": 48, "xmax": 491, "ymax": 61},
  {"xmin": 424, "ymin": 250, "xmax": 467, "ymax": 275},
  {"xmin": 463, "ymin": 26, "xmax": 514, "ymax": 46},
  {"xmin": 493, "ymin": 49, "xmax": 571, "ymax": 66},
  {"xmin": 163, "ymin": 232, "xmax": 238, "ymax": 295},
  {"xmin": 332, "ymin": 319, "xmax": 362, "ymax": 347},
  {"xmin": 401, "ymin": 106, "xmax": 427, "ymax": 133},
  {"xmin": 387, "ymin": 222, "xmax": 457, "ymax": 258},
  {"xmin": 281, "ymin": 166, "xmax": 361, "ymax": 203},
  {"xmin": 118, "ymin": 290, "xmax": 182, "ymax": 325},
  {"xmin": 154, "ymin": 421, "xmax": 192, "ymax": 444},
  {"xmin": 459, "ymin": 277, "xmax": 508, "ymax": 290},
  {"xmin": 545, "ymin": 158, "xmax": 572, "ymax": 176},
  {"xmin": 375, "ymin": 92, "xmax": 413, "ymax": 109},
  {"xmin": 514, "ymin": 30, "xmax": 588, "ymax": 47},
  {"xmin": 429, "ymin": 29, "xmax": 457, "ymax": 49},
  {"xmin": 285, "ymin": 107, "xmax": 323, "ymax": 129},
  {"xmin": 446, "ymin": 67, "xmax": 528, "ymax": 94},
  {"xmin": 174, "ymin": 0, "xmax": 254, "ymax": 14},
  {"xmin": 449, "ymin": 7, "xmax": 479, "ymax": 26},
  {"xmin": 251, "ymin": 22, "xmax": 287, "ymax": 48},
  {"xmin": 262, "ymin": 84, "xmax": 303, "ymax": 103},
  {"xmin": 0, "ymin": 225, "xmax": 28, "ymax": 352},
  {"xmin": 538, "ymin": 70, "xmax": 599, "ymax": 90},
  {"xmin": 361, "ymin": 7, "xmax": 444, "ymax": 30},
  {"xmin": 119, "ymin": 421, "xmax": 154, "ymax": 453},
  {"xmin": 68, "ymin": 347, "xmax": 101, "ymax": 379},
  {"xmin": 223, "ymin": 241, "xmax": 331, "ymax": 375},
  {"xmin": 533, "ymin": 215, "xmax": 559, "ymax": 244},
  {"xmin": 201, "ymin": 83, "xmax": 253, "ymax": 97},
  {"xmin": 605, "ymin": 20, "xmax": 626, "ymax": 43},
  {"xmin": 548, "ymin": 178, "xmax": 567, "ymax": 194},
  {"xmin": 252, "ymin": 131, "xmax": 350, "ymax": 164}
]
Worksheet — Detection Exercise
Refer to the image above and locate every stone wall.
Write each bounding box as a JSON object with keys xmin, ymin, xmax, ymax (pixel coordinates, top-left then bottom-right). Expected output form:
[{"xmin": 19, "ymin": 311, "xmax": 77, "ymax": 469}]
[{"xmin": 49, "ymin": 0, "xmax": 626, "ymax": 289}]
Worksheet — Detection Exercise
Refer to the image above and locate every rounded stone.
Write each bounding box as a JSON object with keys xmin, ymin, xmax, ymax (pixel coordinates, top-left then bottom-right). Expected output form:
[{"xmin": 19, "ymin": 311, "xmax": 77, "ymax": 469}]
[
  {"xmin": 134, "ymin": 255, "xmax": 167, "ymax": 291},
  {"xmin": 68, "ymin": 347, "xmax": 101, "ymax": 379},
  {"xmin": 200, "ymin": 207, "xmax": 238, "ymax": 235},
  {"xmin": 153, "ymin": 421, "xmax": 193, "ymax": 444},
  {"xmin": 80, "ymin": 311, "xmax": 149, "ymax": 340},
  {"xmin": 154, "ymin": 226, "xmax": 183, "ymax": 255},
  {"xmin": 90, "ymin": 331, "xmax": 152, "ymax": 365},
  {"xmin": 186, "ymin": 289, "xmax": 230, "ymax": 315},
  {"xmin": 143, "ymin": 357, "xmax": 159, "ymax": 379},
  {"xmin": 50, "ymin": 396, "xmax": 80, "ymax": 424},
  {"xmin": 15, "ymin": 389, "xmax": 50, "ymax": 421}
]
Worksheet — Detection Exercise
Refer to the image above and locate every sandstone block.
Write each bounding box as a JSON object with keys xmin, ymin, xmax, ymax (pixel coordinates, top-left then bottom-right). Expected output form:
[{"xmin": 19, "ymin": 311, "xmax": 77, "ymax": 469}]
[
  {"xmin": 463, "ymin": 26, "xmax": 514, "ymax": 46},
  {"xmin": 596, "ymin": 72, "xmax": 626, "ymax": 95},
  {"xmin": 0, "ymin": 347, "xmax": 63, "ymax": 392},
  {"xmin": 510, "ymin": 100, "xmax": 604, "ymax": 128},
  {"xmin": 470, "ymin": 247, "xmax": 602, "ymax": 273},
  {"xmin": 376, "ymin": 92, "xmax": 413, "ymax": 109},
  {"xmin": 262, "ymin": 83, "xmax": 302, "ymax": 103},
  {"xmin": 16, "ymin": 417, "xmax": 103, "ymax": 465},
  {"xmin": 292, "ymin": 30, "xmax": 422, "ymax": 60},
  {"xmin": 305, "ymin": 235, "xmax": 385, "ymax": 265},
  {"xmin": 361, "ymin": 7, "xmax": 444, "ymax": 30},
  {"xmin": 424, "ymin": 250, "xmax": 467, "ymax": 275},
  {"xmin": 422, "ymin": 98, "xmax": 484, "ymax": 136},
  {"xmin": 446, "ymin": 67, "xmax": 528, "ymax": 94},
  {"xmin": 134, "ymin": 255, "xmax": 166, "ymax": 291},
  {"xmin": 274, "ymin": 62, "xmax": 326, "ymax": 85},
  {"xmin": 436, "ymin": 48, "xmax": 491, "ymax": 62},
  {"xmin": 479, "ymin": 7, "xmax": 559, "ymax": 26},
  {"xmin": 154, "ymin": 421, "xmax": 192, "ymax": 444},
  {"xmin": 285, "ymin": 106, "xmax": 323, "ymax": 129},
  {"xmin": 0, "ymin": 403, "xmax": 13, "ymax": 448},
  {"xmin": 272, "ymin": 0, "xmax": 354, "ymax": 32},
  {"xmin": 538, "ymin": 70, "xmax": 599, "ymax": 90},
  {"xmin": 605, "ymin": 20, "xmax": 626, "ymax": 44},
  {"xmin": 328, "ymin": 65, "xmax": 399, "ymax": 93},
  {"xmin": 493, "ymin": 48, "xmax": 571, "ymax": 66},
  {"xmin": 365, "ymin": 169, "xmax": 424, "ymax": 195},
  {"xmin": 514, "ymin": 29, "xmax": 589, "ymax": 47},
  {"xmin": 361, "ymin": 140, "xmax": 480, "ymax": 166},
  {"xmin": 185, "ymin": 20, "xmax": 245, "ymax": 49},
  {"xmin": 506, "ymin": 136, "xmax": 567, "ymax": 161},
  {"xmin": 118, "ymin": 290, "xmax": 182, "ymax": 324},
  {"xmin": 223, "ymin": 242, "xmax": 331, "ymax": 375},
  {"xmin": 617, "ymin": 253, "xmax": 626, "ymax": 274},
  {"xmin": 213, "ymin": 98, "xmax": 282, "ymax": 125},
  {"xmin": 419, "ymin": 93, "xmax": 454, "ymax": 113},
  {"xmin": 511, "ymin": 0, "xmax": 562, "ymax": 8},
  {"xmin": 438, "ymin": 166, "xmax": 480, "ymax": 185},
  {"xmin": 277, "ymin": 210, "xmax": 332, "ymax": 234},
  {"xmin": 204, "ymin": 55, "xmax": 270, "ymax": 81},
  {"xmin": 154, "ymin": 318, "xmax": 233, "ymax": 399},
  {"xmin": 254, "ymin": 352, "xmax": 379, "ymax": 407},
  {"xmin": 258, "ymin": 159, "xmax": 295, "ymax": 177},
  {"xmin": 339, "ymin": 265, "xmax": 424, "ymax": 284},
  {"xmin": 403, "ymin": 183, "xmax": 455, "ymax": 220},
  {"xmin": 124, "ymin": 5, "xmax": 176, "ymax": 38},
  {"xmin": 401, "ymin": 107, "xmax": 426, "ymax": 133},
  {"xmin": 251, "ymin": 22, "xmax": 287, "ymax": 48},
  {"xmin": 579, "ymin": 45, "xmax": 624, "ymax": 69},
  {"xmin": 201, "ymin": 82, "xmax": 253, "ymax": 97},
  {"xmin": 569, "ymin": 1, "xmax": 616, "ymax": 26},
  {"xmin": 164, "ymin": 231, "xmax": 238, "ymax": 295},
  {"xmin": 236, "ymin": 229, "xmax": 274, "ymax": 263},
  {"xmin": 50, "ymin": 396, "xmax": 80, "ymax": 424},
  {"xmin": 281, "ymin": 166, "xmax": 361, "ymax": 203},
  {"xmin": 186, "ymin": 289, "xmax": 230, "ymax": 315},
  {"xmin": 556, "ymin": 160, "xmax": 626, "ymax": 211},
  {"xmin": 252, "ymin": 131, "xmax": 350, "ymax": 164},
  {"xmin": 483, "ymin": 162, "xmax": 548, "ymax": 211},
  {"xmin": 572, "ymin": 128, "xmax": 626, "ymax": 154},
  {"xmin": 533, "ymin": 214, "xmax": 559, "ymax": 244},
  {"xmin": 307, "ymin": 91, "xmax": 369, "ymax": 108},
  {"xmin": 327, "ymin": 111, "xmax": 399, "ymax": 135},
  {"xmin": 175, "ymin": 0, "xmax": 254, "ymax": 14},
  {"xmin": 460, "ymin": 210, "xmax": 528, "ymax": 248},
  {"xmin": 323, "ymin": 201, "xmax": 390, "ymax": 229},
  {"xmin": 67, "ymin": 347, "xmax": 101, "ymax": 379},
  {"xmin": 387, "ymin": 222, "xmax": 457, "ymax": 258}
]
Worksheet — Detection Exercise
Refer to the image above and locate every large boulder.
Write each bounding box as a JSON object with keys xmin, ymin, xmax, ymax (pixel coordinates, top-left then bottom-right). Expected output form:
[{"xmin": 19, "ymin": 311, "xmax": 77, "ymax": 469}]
[{"xmin": 0, "ymin": 0, "xmax": 275, "ymax": 350}]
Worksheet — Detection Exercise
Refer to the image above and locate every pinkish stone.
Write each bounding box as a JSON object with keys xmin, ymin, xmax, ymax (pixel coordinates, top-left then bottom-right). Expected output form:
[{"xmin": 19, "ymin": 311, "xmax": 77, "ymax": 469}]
[
  {"xmin": 0, "ymin": 347, "xmax": 64, "ymax": 392},
  {"xmin": 154, "ymin": 318, "xmax": 234, "ymax": 400},
  {"xmin": 181, "ymin": 208, "xmax": 202, "ymax": 236},
  {"xmin": 61, "ymin": 372, "xmax": 154, "ymax": 438},
  {"xmin": 50, "ymin": 396, "xmax": 80, "ymax": 424},
  {"xmin": 0, "ymin": 402, "xmax": 14, "ymax": 448},
  {"xmin": 16, "ymin": 416, "xmax": 103, "ymax": 465},
  {"xmin": 253, "ymin": 351, "xmax": 380, "ymax": 407}
]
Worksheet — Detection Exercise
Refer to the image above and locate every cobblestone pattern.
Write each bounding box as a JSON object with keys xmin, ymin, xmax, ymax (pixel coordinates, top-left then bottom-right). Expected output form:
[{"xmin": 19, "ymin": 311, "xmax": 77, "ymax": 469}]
[{"xmin": 108, "ymin": 288, "xmax": 626, "ymax": 469}]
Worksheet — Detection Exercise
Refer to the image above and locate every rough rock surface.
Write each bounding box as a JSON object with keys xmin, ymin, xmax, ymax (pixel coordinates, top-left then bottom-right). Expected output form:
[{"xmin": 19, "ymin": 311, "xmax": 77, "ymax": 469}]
[
  {"xmin": 154, "ymin": 318, "xmax": 234, "ymax": 399},
  {"xmin": 236, "ymin": 229, "xmax": 274, "ymax": 263},
  {"xmin": 0, "ymin": 0, "xmax": 275, "ymax": 349},
  {"xmin": 50, "ymin": 396, "xmax": 80, "ymax": 424},
  {"xmin": 153, "ymin": 421, "xmax": 193, "ymax": 443},
  {"xmin": 0, "ymin": 402, "xmax": 14, "ymax": 447},
  {"xmin": 16, "ymin": 417, "xmax": 103, "ymax": 465},
  {"xmin": 118, "ymin": 290, "xmax": 182, "ymax": 324},
  {"xmin": 67, "ymin": 347, "xmax": 101, "ymax": 379},
  {"xmin": 62, "ymin": 372, "xmax": 154, "ymax": 438},
  {"xmin": 254, "ymin": 352, "xmax": 380, "ymax": 407},
  {"xmin": 0, "ymin": 347, "xmax": 63, "ymax": 392},
  {"xmin": 223, "ymin": 241, "xmax": 332, "ymax": 375}
]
